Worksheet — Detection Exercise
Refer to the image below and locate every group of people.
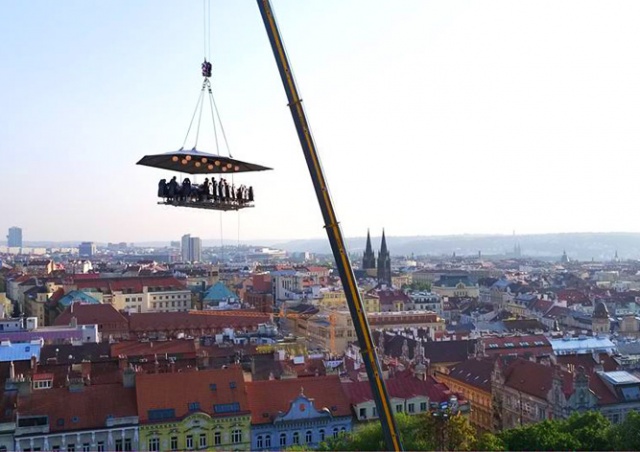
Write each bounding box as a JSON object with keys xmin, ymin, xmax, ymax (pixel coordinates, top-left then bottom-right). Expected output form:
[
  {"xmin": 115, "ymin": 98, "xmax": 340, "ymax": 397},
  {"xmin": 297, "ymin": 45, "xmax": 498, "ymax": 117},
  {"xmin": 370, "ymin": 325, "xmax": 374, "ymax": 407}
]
[{"xmin": 158, "ymin": 176, "xmax": 254, "ymax": 205}]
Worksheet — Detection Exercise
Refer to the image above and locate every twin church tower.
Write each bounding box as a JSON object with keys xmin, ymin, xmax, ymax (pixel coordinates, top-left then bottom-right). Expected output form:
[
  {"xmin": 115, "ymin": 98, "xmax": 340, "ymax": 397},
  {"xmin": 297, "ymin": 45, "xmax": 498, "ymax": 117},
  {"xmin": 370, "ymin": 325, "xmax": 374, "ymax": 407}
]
[{"xmin": 362, "ymin": 229, "xmax": 391, "ymax": 285}]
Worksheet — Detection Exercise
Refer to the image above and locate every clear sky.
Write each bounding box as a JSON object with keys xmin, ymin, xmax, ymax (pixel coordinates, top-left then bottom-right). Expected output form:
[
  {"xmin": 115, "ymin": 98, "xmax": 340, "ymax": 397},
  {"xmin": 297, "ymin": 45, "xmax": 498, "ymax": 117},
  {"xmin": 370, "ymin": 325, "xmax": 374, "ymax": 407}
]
[{"xmin": 2, "ymin": 1, "xmax": 640, "ymax": 244}]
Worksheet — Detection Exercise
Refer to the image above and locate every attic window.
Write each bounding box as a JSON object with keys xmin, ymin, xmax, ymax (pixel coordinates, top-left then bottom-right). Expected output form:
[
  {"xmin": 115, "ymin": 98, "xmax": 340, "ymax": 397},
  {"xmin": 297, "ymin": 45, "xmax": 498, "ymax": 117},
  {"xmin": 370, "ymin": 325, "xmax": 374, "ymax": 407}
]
[
  {"xmin": 488, "ymin": 344, "xmax": 499, "ymax": 349},
  {"xmin": 72, "ymin": 416, "xmax": 79, "ymax": 423},
  {"xmin": 534, "ymin": 341, "xmax": 545, "ymax": 346},
  {"xmin": 229, "ymin": 381, "xmax": 236, "ymax": 389},
  {"xmin": 262, "ymin": 412, "xmax": 270, "ymax": 418},
  {"xmin": 520, "ymin": 342, "xmax": 529, "ymax": 347},
  {"xmin": 504, "ymin": 343, "xmax": 515, "ymax": 348},
  {"xmin": 209, "ymin": 384, "xmax": 217, "ymax": 391},
  {"xmin": 188, "ymin": 402, "xmax": 200, "ymax": 412},
  {"xmin": 331, "ymin": 405, "xmax": 337, "ymax": 412}
]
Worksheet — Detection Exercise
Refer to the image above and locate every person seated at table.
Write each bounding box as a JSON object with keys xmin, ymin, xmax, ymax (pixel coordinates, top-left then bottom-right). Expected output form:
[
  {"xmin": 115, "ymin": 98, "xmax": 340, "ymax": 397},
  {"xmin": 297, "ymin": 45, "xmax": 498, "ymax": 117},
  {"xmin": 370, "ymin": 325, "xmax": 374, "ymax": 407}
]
[
  {"xmin": 167, "ymin": 176, "xmax": 178, "ymax": 201},
  {"xmin": 158, "ymin": 179, "xmax": 167, "ymax": 198}
]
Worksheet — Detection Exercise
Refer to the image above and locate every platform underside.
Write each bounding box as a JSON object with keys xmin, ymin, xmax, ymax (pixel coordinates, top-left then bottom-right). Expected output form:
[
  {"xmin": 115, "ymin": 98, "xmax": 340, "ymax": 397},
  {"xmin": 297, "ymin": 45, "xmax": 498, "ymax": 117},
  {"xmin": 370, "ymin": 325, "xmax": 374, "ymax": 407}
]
[{"xmin": 157, "ymin": 200, "xmax": 254, "ymax": 211}]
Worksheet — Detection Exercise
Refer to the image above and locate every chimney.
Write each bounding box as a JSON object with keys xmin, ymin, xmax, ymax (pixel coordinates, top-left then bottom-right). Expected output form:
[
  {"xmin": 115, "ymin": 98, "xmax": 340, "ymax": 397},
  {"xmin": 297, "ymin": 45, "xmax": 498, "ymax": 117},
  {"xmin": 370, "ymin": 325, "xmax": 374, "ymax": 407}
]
[
  {"xmin": 70, "ymin": 316, "xmax": 78, "ymax": 328},
  {"xmin": 118, "ymin": 355, "xmax": 128, "ymax": 371},
  {"xmin": 81, "ymin": 360, "xmax": 91, "ymax": 379},
  {"xmin": 122, "ymin": 366, "xmax": 136, "ymax": 388},
  {"xmin": 9, "ymin": 361, "xmax": 15, "ymax": 380},
  {"xmin": 30, "ymin": 355, "xmax": 37, "ymax": 373}
]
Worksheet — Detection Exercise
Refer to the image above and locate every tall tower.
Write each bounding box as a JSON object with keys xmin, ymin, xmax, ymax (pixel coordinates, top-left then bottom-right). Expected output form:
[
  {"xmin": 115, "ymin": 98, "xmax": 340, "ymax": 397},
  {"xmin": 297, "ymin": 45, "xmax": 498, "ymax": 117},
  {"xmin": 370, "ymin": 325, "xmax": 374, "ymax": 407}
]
[
  {"xmin": 362, "ymin": 229, "xmax": 376, "ymax": 271},
  {"xmin": 377, "ymin": 229, "xmax": 391, "ymax": 286},
  {"xmin": 181, "ymin": 234, "xmax": 202, "ymax": 262},
  {"xmin": 7, "ymin": 227, "xmax": 22, "ymax": 248}
]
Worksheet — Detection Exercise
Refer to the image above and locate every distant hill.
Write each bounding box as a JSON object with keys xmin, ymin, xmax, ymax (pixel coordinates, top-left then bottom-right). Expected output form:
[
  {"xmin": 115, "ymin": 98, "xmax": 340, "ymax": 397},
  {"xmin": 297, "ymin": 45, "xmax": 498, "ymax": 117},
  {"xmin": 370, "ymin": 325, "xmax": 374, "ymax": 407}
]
[
  {"xmin": 269, "ymin": 232, "xmax": 640, "ymax": 260},
  {"xmin": 8, "ymin": 232, "xmax": 640, "ymax": 261}
]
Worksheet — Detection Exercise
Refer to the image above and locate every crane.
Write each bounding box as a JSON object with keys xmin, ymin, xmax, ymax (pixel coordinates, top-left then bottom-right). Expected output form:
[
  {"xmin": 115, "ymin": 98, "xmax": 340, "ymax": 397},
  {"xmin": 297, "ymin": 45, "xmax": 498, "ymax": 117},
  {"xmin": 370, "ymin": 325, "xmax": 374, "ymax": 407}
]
[{"xmin": 256, "ymin": 2, "xmax": 403, "ymax": 450}]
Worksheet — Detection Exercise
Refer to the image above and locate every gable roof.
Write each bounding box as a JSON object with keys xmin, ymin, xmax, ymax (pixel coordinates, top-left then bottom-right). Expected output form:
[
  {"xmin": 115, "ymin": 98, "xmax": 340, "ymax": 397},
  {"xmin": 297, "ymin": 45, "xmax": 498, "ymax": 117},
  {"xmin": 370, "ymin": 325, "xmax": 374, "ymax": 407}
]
[
  {"xmin": 342, "ymin": 375, "xmax": 457, "ymax": 405},
  {"xmin": 57, "ymin": 290, "xmax": 100, "ymax": 308},
  {"xmin": 203, "ymin": 281, "xmax": 239, "ymax": 302},
  {"xmin": 444, "ymin": 357, "xmax": 495, "ymax": 393},
  {"xmin": 246, "ymin": 375, "xmax": 350, "ymax": 424},
  {"xmin": 135, "ymin": 366, "xmax": 249, "ymax": 423},
  {"xmin": 17, "ymin": 384, "xmax": 137, "ymax": 432},
  {"xmin": 129, "ymin": 311, "xmax": 270, "ymax": 332},
  {"xmin": 54, "ymin": 303, "xmax": 128, "ymax": 327}
]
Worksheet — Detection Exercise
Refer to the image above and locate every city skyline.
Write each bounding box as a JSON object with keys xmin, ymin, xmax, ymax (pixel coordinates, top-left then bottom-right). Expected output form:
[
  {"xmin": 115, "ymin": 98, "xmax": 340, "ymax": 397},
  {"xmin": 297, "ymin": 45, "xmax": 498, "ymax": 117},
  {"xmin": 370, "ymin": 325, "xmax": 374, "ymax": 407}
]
[{"xmin": 3, "ymin": 1, "xmax": 640, "ymax": 242}]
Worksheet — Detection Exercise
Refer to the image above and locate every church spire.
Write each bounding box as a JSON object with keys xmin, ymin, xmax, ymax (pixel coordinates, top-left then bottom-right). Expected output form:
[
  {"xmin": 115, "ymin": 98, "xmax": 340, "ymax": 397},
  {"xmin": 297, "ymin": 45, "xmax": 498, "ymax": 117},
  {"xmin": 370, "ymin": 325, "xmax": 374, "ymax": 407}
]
[
  {"xmin": 380, "ymin": 229, "xmax": 388, "ymax": 255},
  {"xmin": 377, "ymin": 229, "xmax": 391, "ymax": 286},
  {"xmin": 362, "ymin": 228, "xmax": 376, "ymax": 271},
  {"xmin": 365, "ymin": 229, "xmax": 373, "ymax": 255}
]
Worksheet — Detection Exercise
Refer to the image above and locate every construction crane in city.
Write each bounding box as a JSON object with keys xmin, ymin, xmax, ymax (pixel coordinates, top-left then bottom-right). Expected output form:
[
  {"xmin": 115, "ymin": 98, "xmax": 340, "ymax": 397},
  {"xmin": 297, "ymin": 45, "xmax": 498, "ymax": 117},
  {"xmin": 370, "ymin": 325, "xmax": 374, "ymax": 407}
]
[{"xmin": 256, "ymin": 1, "xmax": 402, "ymax": 450}]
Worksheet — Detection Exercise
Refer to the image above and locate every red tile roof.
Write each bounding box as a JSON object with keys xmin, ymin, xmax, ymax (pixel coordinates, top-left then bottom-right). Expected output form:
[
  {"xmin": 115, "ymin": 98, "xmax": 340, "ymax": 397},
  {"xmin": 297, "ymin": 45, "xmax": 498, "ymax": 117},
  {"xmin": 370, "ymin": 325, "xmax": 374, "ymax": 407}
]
[
  {"xmin": 482, "ymin": 335, "xmax": 552, "ymax": 357},
  {"xmin": 136, "ymin": 366, "xmax": 249, "ymax": 423},
  {"xmin": 111, "ymin": 340, "xmax": 197, "ymax": 359},
  {"xmin": 342, "ymin": 376, "xmax": 457, "ymax": 406},
  {"xmin": 73, "ymin": 276, "xmax": 186, "ymax": 293},
  {"xmin": 17, "ymin": 384, "xmax": 137, "ymax": 432},
  {"xmin": 246, "ymin": 375, "xmax": 350, "ymax": 424},
  {"xmin": 54, "ymin": 303, "xmax": 128, "ymax": 327},
  {"xmin": 129, "ymin": 311, "xmax": 270, "ymax": 333},
  {"xmin": 503, "ymin": 359, "xmax": 572, "ymax": 400}
]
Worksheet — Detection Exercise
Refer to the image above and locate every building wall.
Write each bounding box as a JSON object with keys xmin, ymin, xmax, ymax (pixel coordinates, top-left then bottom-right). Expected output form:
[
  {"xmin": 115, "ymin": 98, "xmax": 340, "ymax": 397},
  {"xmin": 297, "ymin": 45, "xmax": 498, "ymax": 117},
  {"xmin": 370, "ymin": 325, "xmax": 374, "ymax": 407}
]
[
  {"xmin": 436, "ymin": 374, "xmax": 492, "ymax": 432},
  {"xmin": 433, "ymin": 283, "xmax": 480, "ymax": 298},
  {"xmin": 250, "ymin": 396, "xmax": 351, "ymax": 451},
  {"xmin": 14, "ymin": 425, "xmax": 138, "ymax": 452},
  {"xmin": 139, "ymin": 412, "xmax": 251, "ymax": 451}
]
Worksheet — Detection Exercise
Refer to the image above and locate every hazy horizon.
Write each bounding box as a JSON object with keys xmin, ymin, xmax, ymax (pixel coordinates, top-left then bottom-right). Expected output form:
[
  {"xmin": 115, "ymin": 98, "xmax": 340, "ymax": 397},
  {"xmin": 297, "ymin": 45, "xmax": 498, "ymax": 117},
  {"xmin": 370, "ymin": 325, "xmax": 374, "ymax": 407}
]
[{"xmin": 4, "ymin": 1, "xmax": 640, "ymax": 242}]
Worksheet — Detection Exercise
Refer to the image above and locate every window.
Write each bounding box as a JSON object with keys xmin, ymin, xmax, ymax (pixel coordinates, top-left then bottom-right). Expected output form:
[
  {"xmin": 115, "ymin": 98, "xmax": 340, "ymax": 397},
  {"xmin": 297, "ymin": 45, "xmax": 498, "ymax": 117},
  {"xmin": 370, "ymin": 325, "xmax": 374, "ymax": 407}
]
[
  {"xmin": 53, "ymin": 447, "xmax": 61, "ymax": 452},
  {"xmin": 188, "ymin": 402, "xmax": 200, "ymax": 412},
  {"xmin": 199, "ymin": 434, "xmax": 207, "ymax": 448},
  {"xmin": 210, "ymin": 383, "xmax": 217, "ymax": 391},
  {"xmin": 396, "ymin": 404, "xmax": 403, "ymax": 413},
  {"xmin": 230, "ymin": 381, "xmax": 237, "ymax": 389},
  {"xmin": 319, "ymin": 430, "xmax": 325, "ymax": 442},
  {"xmin": 97, "ymin": 443, "xmax": 105, "ymax": 452},
  {"xmin": 67, "ymin": 446, "xmax": 75, "ymax": 452},
  {"xmin": 420, "ymin": 402, "xmax": 427, "ymax": 412},
  {"xmin": 408, "ymin": 403, "xmax": 415, "ymax": 413},
  {"xmin": 257, "ymin": 436, "xmax": 263, "ymax": 449},
  {"xmin": 214, "ymin": 432, "xmax": 221, "ymax": 446},
  {"xmin": 359, "ymin": 407, "xmax": 367, "ymax": 419},
  {"xmin": 82, "ymin": 445, "xmax": 90, "ymax": 452},
  {"xmin": 186, "ymin": 435, "xmax": 193, "ymax": 449},
  {"xmin": 280, "ymin": 433, "xmax": 287, "ymax": 447},
  {"xmin": 333, "ymin": 428, "xmax": 339, "ymax": 439},
  {"xmin": 372, "ymin": 407, "xmax": 377, "ymax": 417},
  {"xmin": 292, "ymin": 432, "xmax": 299, "ymax": 445},
  {"xmin": 170, "ymin": 437, "xmax": 178, "ymax": 451},
  {"xmin": 115, "ymin": 439, "xmax": 123, "ymax": 452},
  {"xmin": 232, "ymin": 429, "xmax": 242, "ymax": 444},
  {"xmin": 265, "ymin": 435, "xmax": 271, "ymax": 448},
  {"xmin": 148, "ymin": 438, "xmax": 159, "ymax": 452},
  {"xmin": 306, "ymin": 431, "xmax": 313, "ymax": 444}
]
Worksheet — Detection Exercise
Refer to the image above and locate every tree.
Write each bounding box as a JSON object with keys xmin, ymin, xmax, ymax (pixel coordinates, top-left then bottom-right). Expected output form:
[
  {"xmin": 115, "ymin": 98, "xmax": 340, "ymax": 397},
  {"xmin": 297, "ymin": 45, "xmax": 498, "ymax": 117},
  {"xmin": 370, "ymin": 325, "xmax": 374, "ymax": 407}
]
[
  {"xmin": 409, "ymin": 282, "xmax": 432, "ymax": 292},
  {"xmin": 474, "ymin": 432, "xmax": 506, "ymax": 451},
  {"xmin": 560, "ymin": 411, "xmax": 611, "ymax": 451},
  {"xmin": 609, "ymin": 411, "xmax": 640, "ymax": 451},
  {"xmin": 500, "ymin": 420, "xmax": 580, "ymax": 451},
  {"xmin": 320, "ymin": 412, "xmax": 477, "ymax": 451}
]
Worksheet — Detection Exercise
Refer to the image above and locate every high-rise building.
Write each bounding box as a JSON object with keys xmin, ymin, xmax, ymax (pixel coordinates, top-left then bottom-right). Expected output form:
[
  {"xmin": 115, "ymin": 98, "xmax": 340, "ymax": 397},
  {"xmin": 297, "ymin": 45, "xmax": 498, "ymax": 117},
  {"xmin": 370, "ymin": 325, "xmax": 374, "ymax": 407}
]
[
  {"xmin": 7, "ymin": 227, "xmax": 22, "ymax": 248},
  {"xmin": 181, "ymin": 234, "xmax": 202, "ymax": 262},
  {"xmin": 377, "ymin": 229, "xmax": 391, "ymax": 286},
  {"xmin": 79, "ymin": 242, "xmax": 96, "ymax": 258}
]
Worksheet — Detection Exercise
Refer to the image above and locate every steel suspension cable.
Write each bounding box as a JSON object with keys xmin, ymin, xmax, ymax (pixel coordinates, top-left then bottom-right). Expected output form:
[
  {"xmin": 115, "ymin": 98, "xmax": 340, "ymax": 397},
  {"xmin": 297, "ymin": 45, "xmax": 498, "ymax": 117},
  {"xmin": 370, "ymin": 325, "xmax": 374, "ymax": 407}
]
[{"xmin": 182, "ymin": 88, "xmax": 205, "ymax": 149}]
